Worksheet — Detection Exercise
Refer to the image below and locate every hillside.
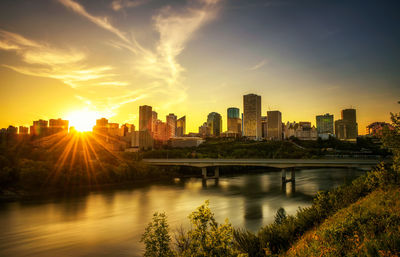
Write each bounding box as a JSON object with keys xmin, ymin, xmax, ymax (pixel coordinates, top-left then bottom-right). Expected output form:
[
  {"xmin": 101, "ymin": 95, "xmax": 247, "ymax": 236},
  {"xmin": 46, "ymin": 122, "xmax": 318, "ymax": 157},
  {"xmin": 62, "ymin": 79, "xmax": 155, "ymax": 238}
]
[{"xmin": 283, "ymin": 187, "xmax": 400, "ymax": 257}]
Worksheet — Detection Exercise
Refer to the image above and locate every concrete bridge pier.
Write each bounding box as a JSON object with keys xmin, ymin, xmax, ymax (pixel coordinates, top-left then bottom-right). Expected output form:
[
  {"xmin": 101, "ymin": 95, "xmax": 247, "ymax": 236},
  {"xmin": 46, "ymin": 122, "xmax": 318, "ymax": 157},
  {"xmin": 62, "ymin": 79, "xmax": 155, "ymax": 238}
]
[
  {"xmin": 291, "ymin": 168, "xmax": 295, "ymax": 182},
  {"xmin": 201, "ymin": 167, "xmax": 220, "ymax": 180},
  {"xmin": 202, "ymin": 167, "xmax": 207, "ymax": 179},
  {"xmin": 281, "ymin": 169, "xmax": 287, "ymax": 184},
  {"xmin": 282, "ymin": 168, "xmax": 296, "ymax": 184}
]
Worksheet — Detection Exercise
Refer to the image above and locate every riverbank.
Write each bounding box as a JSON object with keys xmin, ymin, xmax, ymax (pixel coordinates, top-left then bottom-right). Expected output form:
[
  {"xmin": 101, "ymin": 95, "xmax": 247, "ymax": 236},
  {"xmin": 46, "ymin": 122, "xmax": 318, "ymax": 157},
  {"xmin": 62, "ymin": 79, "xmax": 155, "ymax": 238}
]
[{"xmin": 283, "ymin": 186, "xmax": 400, "ymax": 256}]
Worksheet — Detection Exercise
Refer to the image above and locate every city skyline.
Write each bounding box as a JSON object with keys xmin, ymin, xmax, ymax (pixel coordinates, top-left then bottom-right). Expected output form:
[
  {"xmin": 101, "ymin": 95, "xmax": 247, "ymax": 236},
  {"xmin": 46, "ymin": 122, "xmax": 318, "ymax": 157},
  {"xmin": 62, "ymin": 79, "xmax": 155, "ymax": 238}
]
[
  {"xmin": 3, "ymin": 94, "xmax": 396, "ymax": 136},
  {"xmin": 1, "ymin": 0, "xmax": 399, "ymax": 134}
]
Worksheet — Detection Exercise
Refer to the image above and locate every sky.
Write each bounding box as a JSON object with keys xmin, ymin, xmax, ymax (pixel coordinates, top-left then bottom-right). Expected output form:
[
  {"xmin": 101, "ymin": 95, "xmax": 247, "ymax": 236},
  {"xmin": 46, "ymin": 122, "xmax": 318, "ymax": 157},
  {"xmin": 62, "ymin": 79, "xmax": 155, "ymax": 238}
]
[{"xmin": 0, "ymin": 0, "xmax": 399, "ymax": 134}]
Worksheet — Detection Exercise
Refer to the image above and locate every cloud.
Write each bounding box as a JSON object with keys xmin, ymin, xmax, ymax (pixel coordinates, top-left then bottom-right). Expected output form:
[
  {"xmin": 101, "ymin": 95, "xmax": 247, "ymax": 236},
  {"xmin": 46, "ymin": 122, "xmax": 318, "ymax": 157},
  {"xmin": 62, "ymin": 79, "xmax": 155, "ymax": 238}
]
[
  {"xmin": 58, "ymin": 0, "xmax": 130, "ymax": 43},
  {"xmin": 111, "ymin": 0, "xmax": 149, "ymax": 11},
  {"xmin": 0, "ymin": 28, "xmax": 117, "ymax": 89},
  {"xmin": 248, "ymin": 59, "xmax": 267, "ymax": 70}
]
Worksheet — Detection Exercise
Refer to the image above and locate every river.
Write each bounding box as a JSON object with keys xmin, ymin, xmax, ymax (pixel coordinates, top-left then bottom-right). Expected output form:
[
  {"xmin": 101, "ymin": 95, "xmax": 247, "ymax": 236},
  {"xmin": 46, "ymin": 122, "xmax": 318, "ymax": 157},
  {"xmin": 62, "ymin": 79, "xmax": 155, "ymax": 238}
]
[{"xmin": 0, "ymin": 168, "xmax": 364, "ymax": 257}]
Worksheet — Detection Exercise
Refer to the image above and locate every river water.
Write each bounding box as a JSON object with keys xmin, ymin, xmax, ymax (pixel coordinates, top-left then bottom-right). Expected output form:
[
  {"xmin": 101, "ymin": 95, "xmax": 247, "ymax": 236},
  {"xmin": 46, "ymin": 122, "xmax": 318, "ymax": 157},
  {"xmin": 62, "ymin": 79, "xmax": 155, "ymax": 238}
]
[{"xmin": 0, "ymin": 168, "xmax": 364, "ymax": 257}]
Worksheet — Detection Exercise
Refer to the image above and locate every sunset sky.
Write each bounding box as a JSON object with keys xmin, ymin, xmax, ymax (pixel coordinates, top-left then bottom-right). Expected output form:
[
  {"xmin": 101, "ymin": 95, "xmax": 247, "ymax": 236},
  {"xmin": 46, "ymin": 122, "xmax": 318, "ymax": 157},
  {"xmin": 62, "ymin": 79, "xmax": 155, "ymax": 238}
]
[{"xmin": 0, "ymin": 0, "xmax": 399, "ymax": 134}]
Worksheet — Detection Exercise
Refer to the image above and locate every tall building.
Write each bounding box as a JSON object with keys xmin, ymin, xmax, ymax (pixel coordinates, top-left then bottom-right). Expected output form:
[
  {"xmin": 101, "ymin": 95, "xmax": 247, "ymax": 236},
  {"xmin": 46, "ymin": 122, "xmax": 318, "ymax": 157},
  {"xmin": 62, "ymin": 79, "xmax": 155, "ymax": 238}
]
[
  {"xmin": 198, "ymin": 122, "xmax": 211, "ymax": 138},
  {"xmin": 166, "ymin": 113, "xmax": 177, "ymax": 138},
  {"xmin": 154, "ymin": 120, "xmax": 169, "ymax": 141},
  {"xmin": 243, "ymin": 94, "xmax": 261, "ymax": 139},
  {"xmin": 316, "ymin": 113, "xmax": 334, "ymax": 139},
  {"xmin": 152, "ymin": 111, "xmax": 158, "ymax": 132},
  {"xmin": 139, "ymin": 105, "xmax": 153, "ymax": 132},
  {"xmin": 261, "ymin": 116, "xmax": 268, "ymax": 138},
  {"xmin": 227, "ymin": 107, "xmax": 241, "ymax": 135},
  {"xmin": 30, "ymin": 120, "xmax": 48, "ymax": 136},
  {"xmin": 107, "ymin": 123, "xmax": 120, "ymax": 137},
  {"xmin": 176, "ymin": 116, "xmax": 186, "ymax": 137},
  {"xmin": 267, "ymin": 111, "xmax": 282, "ymax": 140},
  {"xmin": 49, "ymin": 118, "xmax": 69, "ymax": 135},
  {"xmin": 93, "ymin": 118, "xmax": 108, "ymax": 135},
  {"xmin": 207, "ymin": 112, "xmax": 222, "ymax": 137},
  {"xmin": 335, "ymin": 108, "xmax": 358, "ymax": 140},
  {"xmin": 131, "ymin": 130, "xmax": 153, "ymax": 150},
  {"xmin": 18, "ymin": 126, "xmax": 29, "ymax": 135}
]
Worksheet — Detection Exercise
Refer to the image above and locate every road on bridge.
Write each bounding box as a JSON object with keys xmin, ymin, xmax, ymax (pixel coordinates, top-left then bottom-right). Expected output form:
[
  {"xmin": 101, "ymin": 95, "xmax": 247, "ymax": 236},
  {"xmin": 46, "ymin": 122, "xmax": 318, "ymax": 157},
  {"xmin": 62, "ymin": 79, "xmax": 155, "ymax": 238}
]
[{"xmin": 142, "ymin": 158, "xmax": 381, "ymax": 169}]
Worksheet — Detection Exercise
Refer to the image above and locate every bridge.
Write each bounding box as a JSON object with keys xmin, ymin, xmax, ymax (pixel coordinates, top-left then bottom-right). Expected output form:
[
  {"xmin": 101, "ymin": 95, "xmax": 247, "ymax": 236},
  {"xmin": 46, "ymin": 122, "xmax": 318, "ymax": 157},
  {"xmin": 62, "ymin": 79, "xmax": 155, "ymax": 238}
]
[{"xmin": 142, "ymin": 158, "xmax": 381, "ymax": 183}]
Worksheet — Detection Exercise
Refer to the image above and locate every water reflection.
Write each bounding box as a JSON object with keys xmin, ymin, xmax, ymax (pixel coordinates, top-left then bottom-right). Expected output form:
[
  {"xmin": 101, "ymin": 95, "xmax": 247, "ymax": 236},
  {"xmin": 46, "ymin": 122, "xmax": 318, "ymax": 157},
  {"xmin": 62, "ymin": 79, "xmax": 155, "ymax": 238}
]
[{"xmin": 0, "ymin": 168, "xmax": 365, "ymax": 257}]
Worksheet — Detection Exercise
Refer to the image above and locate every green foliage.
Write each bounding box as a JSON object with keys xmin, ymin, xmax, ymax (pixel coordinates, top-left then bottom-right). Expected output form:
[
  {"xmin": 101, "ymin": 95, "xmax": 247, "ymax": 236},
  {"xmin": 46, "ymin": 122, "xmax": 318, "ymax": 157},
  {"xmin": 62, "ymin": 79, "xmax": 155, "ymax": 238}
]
[
  {"xmin": 257, "ymin": 162, "xmax": 400, "ymax": 255},
  {"xmin": 180, "ymin": 200, "xmax": 239, "ymax": 256},
  {"xmin": 233, "ymin": 229, "xmax": 264, "ymax": 257},
  {"xmin": 141, "ymin": 212, "xmax": 174, "ymax": 257},
  {"xmin": 382, "ymin": 111, "xmax": 400, "ymax": 173},
  {"xmin": 142, "ymin": 201, "xmax": 242, "ymax": 257},
  {"xmin": 285, "ymin": 188, "xmax": 400, "ymax": 257},
  {"xmin": 274, "ymin": 208, "xmax": 287, "ymax": 225}
]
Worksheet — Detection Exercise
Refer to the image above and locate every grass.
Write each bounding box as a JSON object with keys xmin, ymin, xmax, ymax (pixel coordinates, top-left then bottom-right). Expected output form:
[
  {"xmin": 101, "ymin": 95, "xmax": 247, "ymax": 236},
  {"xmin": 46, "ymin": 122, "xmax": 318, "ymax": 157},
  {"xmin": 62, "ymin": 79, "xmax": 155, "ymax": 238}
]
[{"xmin": 283, "ymin": 187, "xmax": 400, "ymax": 257}]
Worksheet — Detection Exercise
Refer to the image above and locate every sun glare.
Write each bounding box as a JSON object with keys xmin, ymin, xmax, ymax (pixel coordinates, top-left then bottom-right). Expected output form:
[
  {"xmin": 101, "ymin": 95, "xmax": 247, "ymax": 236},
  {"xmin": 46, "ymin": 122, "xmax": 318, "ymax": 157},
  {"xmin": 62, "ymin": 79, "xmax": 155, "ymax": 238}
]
[{"xmin": 66, "ymin": 110, "xmax": 99, "ymax": 132}]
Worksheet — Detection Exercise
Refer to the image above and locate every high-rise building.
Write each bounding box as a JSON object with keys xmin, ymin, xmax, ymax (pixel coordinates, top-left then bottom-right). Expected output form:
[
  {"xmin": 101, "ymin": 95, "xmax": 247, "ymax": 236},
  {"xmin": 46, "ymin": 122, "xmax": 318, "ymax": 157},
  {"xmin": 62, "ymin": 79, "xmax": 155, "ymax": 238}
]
[
  {"xmin": 261, "ymin": 116, "xmax": 268, "ymax": 138},
  {"xmin": 139, "ymin": 105, "xmax": 153, "ymax": 132},
  {"xmin": 166, "ymin": 113, "xmax": 177, "ymax": 138},
  {"xmin": 176, "ymin": 116, "xmax": 186, "ymax": 137},
  {"xmin": 154, "ymin": 120, "xmax": 169, "ymax": 141},
  {"xmin": 207, "ymin": 112, "xmax": 222, "ymax": 137},
  {"xmin": 18, "ymin": 126, "xmax": 29, "ymax": 135},
  {"xmin": 152, "ymin": 111, "xmax": 158, "ymax": 132},
  {"xmin": 49, "ymin": 118, "xmax": 69, "ymax": 135},
  {"xmin": 107, "ymin": 123, "xmax": 120, "ymax": 136},
  {"xmin": 335, "ymin": 108, "xmax": 358, "ymax": 140},
  {"xmin": 267, "ymin": 111, "xmax": 282, "ymax": 140},
  {"xmin": 227, "ymin": 107, "xmax": 241, "ymax": 135},
  {"xmin": 198, "ymin": 122, "xmax": 211, "ymax": 138},
  {"xmin": 6, "ymin": 126, "xmax": 17, "ymax": 135},
  {"xmin": 131, "ymin": 130, "xmax": 153, "ymax": 150},
  {"xmin": 93, "ymin": 118, "xmax": 108, "ymax": 135},
  {"xmin": 316, "ymin": 113, "xmax": 334, "ymax": 139},
  {"xmin": 243, "ymin": 94, "xmax": 261, "ymax": 139},
  {"xmin": 30, "ymin": 119, "xmax": 48, "ymax": 136}
]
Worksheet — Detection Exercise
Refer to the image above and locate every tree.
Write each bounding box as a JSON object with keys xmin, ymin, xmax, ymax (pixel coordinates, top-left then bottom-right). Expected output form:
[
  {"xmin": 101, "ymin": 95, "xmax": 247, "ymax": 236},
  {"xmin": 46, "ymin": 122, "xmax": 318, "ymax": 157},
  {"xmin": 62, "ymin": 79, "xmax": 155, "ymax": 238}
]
[
  {"xmin": 176, "ymin": 200, "xmax": 240, "ymax": 256},
  {"xmin": 274, "ymin": 207, "xmax": 287, "ymax": 225},
  {"xmin": 141, "ymin": 212, "xmax": 174, "ymax": 257},
  {"xmin": 142, "ymin": 201, "xmax": 243, "ymax": 256},
  {"xmin": 382, "ymin": 110, "xmax": 400, "ymax": 173}
]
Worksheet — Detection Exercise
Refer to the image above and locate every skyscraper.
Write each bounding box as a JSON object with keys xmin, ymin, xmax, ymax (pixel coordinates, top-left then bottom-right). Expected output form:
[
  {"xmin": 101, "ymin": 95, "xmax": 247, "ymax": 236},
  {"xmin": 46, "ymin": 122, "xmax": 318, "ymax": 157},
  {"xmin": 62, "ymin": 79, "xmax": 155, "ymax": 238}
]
[
  {"xmin": 166, "ymin": 113, "xmax": 177, "ymax": 138},
  {"xmin": 139, "ymin": 105, "xmax": 153, "ymax": 132},
  {"xmin": 243, "ymin": 94, "xmax": 261, "ymax": 139},
  {"xmin": 267, "ymin": 111, "xmax": 282, "ymax": 140},
  {"xmin": 207, "ymin": 112, "xmax": 222, "ymax": 137},
  {"xmin": 176, "ymin": 116, "xmax": 186, "ymax": 137},
  {"xmin": 227, "ymin": 107, "xmax": 241, "ymax": 134},
  {"xmin": 335, "ymin": 108, "xmax": 358, "ymax": 140},
  {"xmin": 261, "ymin": 116, "xmax": 268, "ymax": 138},
  {"xmin": 316, "ymin": 113, "xmax": 334, "ymax": 138},
  {"xmin": 30, "ymin": 119, "xmax": 48, "ymax": 136},
  {"xmin": 152, "ymin": 111, "xmax": 158, "ymax": 132},
  {"xmin": 49, "ymin": 118, "xmax": 69, "ymax": 135}
]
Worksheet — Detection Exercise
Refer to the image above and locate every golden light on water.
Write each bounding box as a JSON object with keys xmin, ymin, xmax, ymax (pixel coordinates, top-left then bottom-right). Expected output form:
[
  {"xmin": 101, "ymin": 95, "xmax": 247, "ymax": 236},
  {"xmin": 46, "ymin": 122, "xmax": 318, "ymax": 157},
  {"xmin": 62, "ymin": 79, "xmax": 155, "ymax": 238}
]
[{"xmin": 65, "ymin": 110, "xmax": 100, "ymax": 132}]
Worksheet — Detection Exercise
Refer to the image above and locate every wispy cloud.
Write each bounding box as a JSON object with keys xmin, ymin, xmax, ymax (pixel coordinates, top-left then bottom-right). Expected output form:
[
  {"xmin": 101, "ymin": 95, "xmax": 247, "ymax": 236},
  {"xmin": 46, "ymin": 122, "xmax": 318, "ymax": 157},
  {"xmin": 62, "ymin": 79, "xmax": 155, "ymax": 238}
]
[
  {"xmin": 58, "ymin": 0, "xmax": 130, "ymax": 43},
  {"xmin": 1, "ymin": 0, "xmax": 224, "ymax": 119},
  {"xmin": 111, "ymin": 0, "xmax": 150, "ymax": 11},
  {"xmin": 0, "ymin": 28, "xmax": 116, "ymax": 88},
  {"xmin": 248, "ymin": 59, "xmax": 267, "ymax": 71}
]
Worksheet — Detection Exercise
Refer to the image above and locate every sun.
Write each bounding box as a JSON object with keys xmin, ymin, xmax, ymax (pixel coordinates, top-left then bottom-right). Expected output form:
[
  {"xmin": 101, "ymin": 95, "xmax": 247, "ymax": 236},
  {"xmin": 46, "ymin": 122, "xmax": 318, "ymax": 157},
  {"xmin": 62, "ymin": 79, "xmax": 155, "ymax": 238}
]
[{"xmin": 65, "ymin": 110, "xmax": 100, "ymax": 132}]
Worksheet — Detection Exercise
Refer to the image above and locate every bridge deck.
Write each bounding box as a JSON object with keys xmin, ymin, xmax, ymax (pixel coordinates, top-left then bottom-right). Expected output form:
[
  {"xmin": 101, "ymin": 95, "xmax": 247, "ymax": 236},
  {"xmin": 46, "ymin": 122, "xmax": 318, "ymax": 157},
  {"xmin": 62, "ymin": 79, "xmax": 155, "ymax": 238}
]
[{"xmin": 142, "ymin": 158, "xmax": 380, "ymax": 168}]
